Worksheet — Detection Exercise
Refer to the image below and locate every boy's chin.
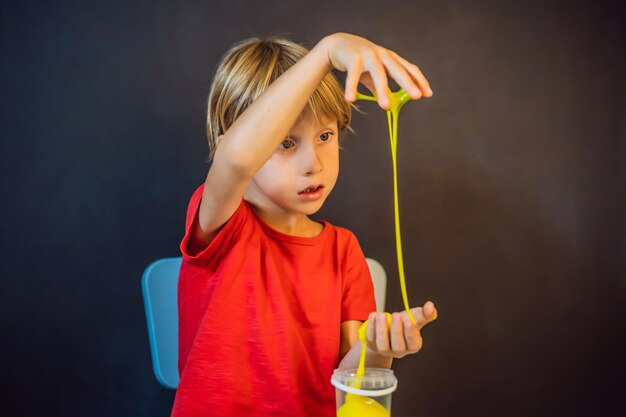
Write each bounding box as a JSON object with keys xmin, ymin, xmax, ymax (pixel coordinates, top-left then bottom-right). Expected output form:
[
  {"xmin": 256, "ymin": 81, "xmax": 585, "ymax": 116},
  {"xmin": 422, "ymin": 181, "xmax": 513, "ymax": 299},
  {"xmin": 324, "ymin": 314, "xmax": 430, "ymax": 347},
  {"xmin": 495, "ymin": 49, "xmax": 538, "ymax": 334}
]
[
  {"xmin": 299, "ymin": 204, "xmax": 323, "ymax": 216},
  {"xmin": 297, "ymin": 199, "xmax": 327, "ymax": 216}
]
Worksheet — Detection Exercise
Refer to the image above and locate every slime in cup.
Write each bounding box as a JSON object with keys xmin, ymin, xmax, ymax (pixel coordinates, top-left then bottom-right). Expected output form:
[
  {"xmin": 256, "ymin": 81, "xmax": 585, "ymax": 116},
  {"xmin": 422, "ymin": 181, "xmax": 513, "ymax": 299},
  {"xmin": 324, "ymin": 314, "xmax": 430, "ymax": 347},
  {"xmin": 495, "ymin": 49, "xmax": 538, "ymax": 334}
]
[
  {"xmin": 332, "ymin": 89, "xmax": 417, "ymax": 417},
  {"xmin": 331, "ymin": 367, "xmax": 397, "ymax": 417}
]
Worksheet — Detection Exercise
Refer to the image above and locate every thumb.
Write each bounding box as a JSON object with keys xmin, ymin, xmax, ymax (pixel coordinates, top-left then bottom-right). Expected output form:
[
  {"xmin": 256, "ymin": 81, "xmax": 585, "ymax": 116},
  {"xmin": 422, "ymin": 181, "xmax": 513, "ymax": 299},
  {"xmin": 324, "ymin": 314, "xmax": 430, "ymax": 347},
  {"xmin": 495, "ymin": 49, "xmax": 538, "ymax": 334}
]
[{"xmin": 405, "ymin": 301, "xmax": 437, "ymax": 329}]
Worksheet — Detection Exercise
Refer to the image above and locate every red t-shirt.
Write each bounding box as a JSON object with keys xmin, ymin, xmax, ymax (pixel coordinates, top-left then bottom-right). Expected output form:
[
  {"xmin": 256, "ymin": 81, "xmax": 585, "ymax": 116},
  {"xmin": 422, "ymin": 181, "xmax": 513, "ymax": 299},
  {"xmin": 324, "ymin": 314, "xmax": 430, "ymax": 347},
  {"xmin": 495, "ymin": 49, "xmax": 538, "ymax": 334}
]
[{"xmin": 171, "ymin": 185, "xmax": 376, "ymax": 417}]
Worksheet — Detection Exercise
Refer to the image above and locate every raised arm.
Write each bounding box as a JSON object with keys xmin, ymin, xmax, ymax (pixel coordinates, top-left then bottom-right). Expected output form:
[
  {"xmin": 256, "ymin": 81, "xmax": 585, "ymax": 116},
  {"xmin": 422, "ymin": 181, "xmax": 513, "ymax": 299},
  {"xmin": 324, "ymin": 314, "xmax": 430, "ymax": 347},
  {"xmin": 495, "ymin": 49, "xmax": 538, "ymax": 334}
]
[{"xmin": 191, "ymin": 33, "xmax": 433, "ymax": 249}]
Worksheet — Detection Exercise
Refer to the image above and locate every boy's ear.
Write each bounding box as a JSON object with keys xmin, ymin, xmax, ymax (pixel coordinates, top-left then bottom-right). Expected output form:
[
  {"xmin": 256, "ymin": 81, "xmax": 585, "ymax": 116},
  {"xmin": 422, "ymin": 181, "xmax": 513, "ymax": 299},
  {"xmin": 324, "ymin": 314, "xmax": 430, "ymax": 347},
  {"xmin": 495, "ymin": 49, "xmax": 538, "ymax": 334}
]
[{"xmin": 216, "ymin": 135, "xmax": 224, "ymax": 146}]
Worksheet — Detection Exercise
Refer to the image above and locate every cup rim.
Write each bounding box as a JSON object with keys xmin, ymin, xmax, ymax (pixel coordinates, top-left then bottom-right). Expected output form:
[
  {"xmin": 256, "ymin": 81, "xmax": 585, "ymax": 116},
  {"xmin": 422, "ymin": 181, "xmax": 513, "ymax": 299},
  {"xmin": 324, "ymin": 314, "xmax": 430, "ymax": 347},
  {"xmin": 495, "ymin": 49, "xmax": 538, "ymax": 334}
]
[{"xmin": 330, "ymin": 368, "xmax": 398, "ymax": 397}]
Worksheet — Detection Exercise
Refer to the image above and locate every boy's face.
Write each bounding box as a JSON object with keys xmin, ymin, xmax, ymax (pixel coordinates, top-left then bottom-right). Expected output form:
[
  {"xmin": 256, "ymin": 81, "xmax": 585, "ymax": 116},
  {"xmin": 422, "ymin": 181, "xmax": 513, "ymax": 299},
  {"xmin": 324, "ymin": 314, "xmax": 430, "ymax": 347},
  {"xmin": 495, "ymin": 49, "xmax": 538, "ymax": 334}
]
[{"xmin": 246, "ymin": 116, "xmax": 339, "ymax": 216}]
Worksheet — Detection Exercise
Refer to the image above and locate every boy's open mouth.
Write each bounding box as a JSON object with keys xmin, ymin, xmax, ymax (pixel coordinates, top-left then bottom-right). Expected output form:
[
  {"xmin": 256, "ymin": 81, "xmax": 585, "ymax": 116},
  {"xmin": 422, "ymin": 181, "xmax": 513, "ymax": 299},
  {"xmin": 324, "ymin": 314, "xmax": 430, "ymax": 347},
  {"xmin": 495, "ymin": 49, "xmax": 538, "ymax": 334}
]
[{"xmin": 298, "ymin": 184, "xmax": 324, "ymax": 194}]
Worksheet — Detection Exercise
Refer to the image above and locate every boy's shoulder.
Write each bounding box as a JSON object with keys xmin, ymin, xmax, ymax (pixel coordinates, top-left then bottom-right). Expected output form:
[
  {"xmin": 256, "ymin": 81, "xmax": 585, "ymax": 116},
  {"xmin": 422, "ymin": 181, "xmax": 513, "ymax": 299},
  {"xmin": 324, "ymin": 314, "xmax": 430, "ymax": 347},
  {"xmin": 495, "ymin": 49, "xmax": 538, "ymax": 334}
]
[
  {"xmin": 324, "ymin": 221, "xmax": 356, "ymax": 239},
  {"xmin": 317, "ymin": 220, "xmax": 363, "ymax": 254}
]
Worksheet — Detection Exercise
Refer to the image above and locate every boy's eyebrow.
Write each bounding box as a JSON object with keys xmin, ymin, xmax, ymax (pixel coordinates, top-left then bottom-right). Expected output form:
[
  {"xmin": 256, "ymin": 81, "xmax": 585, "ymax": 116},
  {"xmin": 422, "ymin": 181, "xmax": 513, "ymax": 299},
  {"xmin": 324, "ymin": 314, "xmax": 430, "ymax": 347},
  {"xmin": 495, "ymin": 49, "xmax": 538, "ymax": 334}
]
[
  {"xmin": 288, "ymin": 123, "xmax": 337, "ymax": 139},
  {"xmin": 319, "ymin": 122, "xmax": 337, "ymax": 132},
  {"xmin": 317, "ymin": 125, "xmax": 337, "ymax": 135}
]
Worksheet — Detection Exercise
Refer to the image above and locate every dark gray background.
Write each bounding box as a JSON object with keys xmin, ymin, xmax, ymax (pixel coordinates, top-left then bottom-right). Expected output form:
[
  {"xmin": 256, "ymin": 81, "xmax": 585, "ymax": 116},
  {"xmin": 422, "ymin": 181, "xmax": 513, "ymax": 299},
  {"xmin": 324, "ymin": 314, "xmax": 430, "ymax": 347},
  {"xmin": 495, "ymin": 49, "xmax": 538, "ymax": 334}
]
[{"xmin": 1, "ymin": 0, "xmax": 624, "ymax": 416}]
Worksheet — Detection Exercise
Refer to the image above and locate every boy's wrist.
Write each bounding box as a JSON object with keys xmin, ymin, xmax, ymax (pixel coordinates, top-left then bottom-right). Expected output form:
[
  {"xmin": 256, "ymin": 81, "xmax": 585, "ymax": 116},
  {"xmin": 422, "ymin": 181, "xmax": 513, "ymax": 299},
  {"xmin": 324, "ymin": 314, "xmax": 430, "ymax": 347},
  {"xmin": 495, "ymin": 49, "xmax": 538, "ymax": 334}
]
[
  {"xmin": 315, "ymin": 34, "xmax": 336, "ymax": 73},
  {"xmin": 365, "ymin": 343, "xmax": 394, "ymax": 368}
]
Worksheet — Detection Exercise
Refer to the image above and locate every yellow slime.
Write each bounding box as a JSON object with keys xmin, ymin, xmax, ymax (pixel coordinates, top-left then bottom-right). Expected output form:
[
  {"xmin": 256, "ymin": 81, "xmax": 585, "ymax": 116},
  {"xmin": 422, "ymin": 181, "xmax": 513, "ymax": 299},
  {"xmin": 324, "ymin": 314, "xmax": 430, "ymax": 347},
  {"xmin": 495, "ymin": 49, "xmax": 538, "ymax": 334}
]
[
  {"xmin": 355, "ymin": 88, "xmax": 416, "ymax": 323},
  {"xmin": 336, "ymin": 89, "xmax": 415, "ymax": 417},
  {"xmin": 338, "ymin": 394, "xmax": 390, "ymax": 417}
]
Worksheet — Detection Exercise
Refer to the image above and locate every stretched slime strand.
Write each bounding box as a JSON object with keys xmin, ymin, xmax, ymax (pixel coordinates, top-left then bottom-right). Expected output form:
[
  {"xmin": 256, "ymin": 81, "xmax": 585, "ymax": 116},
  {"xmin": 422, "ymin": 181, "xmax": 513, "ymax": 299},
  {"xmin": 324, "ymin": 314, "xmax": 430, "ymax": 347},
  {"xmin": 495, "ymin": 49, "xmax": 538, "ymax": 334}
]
[
  {"xmin": 354, "ymin": 89, "xmax": 415, "ymax": 325},
  {"xmin": 336, "ymin": 89, "xmax": 414, "ymax": 417},
  {"xmin": 353, "ymin": 88, "xmax": 414, "ymax": 381}
]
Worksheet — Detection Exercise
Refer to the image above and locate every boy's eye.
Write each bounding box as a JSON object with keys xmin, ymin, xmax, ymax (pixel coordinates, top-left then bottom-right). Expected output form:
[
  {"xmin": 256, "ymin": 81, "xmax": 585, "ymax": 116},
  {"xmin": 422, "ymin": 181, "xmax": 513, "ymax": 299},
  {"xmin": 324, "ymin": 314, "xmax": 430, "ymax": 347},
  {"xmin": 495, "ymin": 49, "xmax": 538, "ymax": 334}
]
[
  {"xmin": 279, "ymin": 139, "xmax": 295, "ymax": 150},
  {"xmin": 319, "ymin": 132, "xmax": 332, "ymax": 142}
]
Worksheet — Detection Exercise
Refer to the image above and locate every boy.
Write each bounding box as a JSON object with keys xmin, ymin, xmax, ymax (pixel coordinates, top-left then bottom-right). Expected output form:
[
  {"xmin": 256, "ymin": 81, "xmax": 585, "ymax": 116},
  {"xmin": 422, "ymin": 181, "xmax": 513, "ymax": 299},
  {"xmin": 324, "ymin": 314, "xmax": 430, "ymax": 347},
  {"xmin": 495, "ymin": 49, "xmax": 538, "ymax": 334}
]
[{"xmin": 172, "ymin": 33, "xmax": 437, "ymax": 417}]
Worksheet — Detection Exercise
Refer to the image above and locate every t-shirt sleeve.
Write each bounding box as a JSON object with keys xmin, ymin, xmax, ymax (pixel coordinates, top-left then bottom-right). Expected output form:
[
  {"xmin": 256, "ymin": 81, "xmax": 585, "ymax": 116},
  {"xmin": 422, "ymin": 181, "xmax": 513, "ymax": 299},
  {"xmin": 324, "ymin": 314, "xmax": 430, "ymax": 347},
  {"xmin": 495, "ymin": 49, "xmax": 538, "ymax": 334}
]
[
  {"xmin": 341, "ymin": 233, "xmax": 377, "ymax": 322},
  {"xmin": 179, "ymin": 184, "xmax": 248, "ymax": 264}
]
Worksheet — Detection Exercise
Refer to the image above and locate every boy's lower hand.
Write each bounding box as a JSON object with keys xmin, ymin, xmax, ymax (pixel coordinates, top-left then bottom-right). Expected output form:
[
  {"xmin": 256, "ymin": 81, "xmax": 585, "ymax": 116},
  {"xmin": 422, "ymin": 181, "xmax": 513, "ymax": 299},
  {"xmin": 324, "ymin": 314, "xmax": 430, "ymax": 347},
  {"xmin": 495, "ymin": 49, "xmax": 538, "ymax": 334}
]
[{"xmin": 365, "ymin": 301, "xmax": 437, "ymax": 358}]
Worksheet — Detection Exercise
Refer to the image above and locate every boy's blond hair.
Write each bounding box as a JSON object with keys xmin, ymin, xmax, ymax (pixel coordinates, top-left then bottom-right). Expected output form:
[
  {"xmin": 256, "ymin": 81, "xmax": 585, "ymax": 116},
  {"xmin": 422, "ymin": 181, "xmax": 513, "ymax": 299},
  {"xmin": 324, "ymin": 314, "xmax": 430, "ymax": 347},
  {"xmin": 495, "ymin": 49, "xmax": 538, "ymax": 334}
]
[{"xmin": 206, "ymin": 36, "xmax": 352, "ymax": 158}]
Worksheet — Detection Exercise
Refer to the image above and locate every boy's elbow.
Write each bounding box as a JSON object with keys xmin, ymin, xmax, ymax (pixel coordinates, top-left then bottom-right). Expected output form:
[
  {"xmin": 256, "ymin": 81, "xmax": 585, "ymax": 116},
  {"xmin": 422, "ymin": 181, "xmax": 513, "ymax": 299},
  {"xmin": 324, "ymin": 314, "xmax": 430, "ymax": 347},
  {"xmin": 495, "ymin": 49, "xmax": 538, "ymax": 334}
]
[
  {"xmin": 227, "ymin": 156, "xmax": 257, "ymax": 180},
  {"xmin": 214, "ymin": 142, "xmax": 257, "ymax": 180}
]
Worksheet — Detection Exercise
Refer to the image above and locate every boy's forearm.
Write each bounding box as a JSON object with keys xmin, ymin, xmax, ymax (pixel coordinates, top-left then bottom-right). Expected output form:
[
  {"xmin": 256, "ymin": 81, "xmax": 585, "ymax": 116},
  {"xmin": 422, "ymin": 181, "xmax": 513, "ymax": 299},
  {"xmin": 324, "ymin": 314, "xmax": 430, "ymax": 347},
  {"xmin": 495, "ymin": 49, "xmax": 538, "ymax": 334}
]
[
  {"xmin": 218, "ymin": 35, "xmax": 335, "ymax": 176},
  {"xmin": 337, "ymin": 341, "xmax": 393, "ymax": 370}
]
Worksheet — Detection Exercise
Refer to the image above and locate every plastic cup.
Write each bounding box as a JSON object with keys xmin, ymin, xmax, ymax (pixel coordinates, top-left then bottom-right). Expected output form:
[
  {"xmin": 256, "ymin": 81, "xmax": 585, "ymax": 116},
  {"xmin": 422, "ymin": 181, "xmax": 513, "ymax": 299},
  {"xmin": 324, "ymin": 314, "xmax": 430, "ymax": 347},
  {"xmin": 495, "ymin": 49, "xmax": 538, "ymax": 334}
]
[{"xmin": 330, "ymin": 368, "xmax": 398, "ymax": 417}]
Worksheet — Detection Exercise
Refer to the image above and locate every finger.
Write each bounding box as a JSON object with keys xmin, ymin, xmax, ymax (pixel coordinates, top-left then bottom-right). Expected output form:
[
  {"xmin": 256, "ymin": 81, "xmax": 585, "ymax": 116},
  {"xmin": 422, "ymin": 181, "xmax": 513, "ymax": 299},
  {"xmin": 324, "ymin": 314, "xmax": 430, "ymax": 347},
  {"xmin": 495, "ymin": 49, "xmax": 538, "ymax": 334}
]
[
  {"xmin": 390, "ymin": 312, "xmax": 407, "ymax": 357},
  {"xmin": 380, "ymin": 52, "xmax": 422, "ymax": 100},
  {"xmin": 344, "ymin": 57, "xmax": 364, "ymax": 102},
  {"xmin": 403, "ymin": 318, "xmax": 423, "ymax": 353},
  {"xmin": 424, "ymin": 301, "xmax": 438, "ymax": 321},
  {"xmin": 375, "ymin": 312, "xmax": 391, "ymax": 355},
  {"xmin": 359, "ymin": 72, "xmax": 377, "ymax": 96},
  {"xmin": 363, "ymin": 54, "xmax": 390, "ymax": 109},
  {"xmin": 389, "ymin": 51, "xmax": 433, "ymax": 97},
  {"xmin": 366, "ymin": 312, "xmax": 377, "ymax": 345}
]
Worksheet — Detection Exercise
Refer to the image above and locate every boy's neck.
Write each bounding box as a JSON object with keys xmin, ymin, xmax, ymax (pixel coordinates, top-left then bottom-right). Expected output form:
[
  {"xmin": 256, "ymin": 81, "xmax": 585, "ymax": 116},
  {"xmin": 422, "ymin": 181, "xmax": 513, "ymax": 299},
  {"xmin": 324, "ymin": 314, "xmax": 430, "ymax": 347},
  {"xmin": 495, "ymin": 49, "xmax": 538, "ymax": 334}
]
[{"xmin": 246, "ymin": 200, "xmax": 323, "ymax": 237}]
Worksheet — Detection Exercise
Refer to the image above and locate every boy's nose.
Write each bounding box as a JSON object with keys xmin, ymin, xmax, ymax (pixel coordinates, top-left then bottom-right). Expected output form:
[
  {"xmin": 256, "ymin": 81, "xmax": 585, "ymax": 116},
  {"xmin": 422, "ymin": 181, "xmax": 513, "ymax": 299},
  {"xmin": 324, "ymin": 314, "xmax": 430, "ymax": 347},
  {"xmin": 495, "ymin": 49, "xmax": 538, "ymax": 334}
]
[{"xmin": 301, "ymin": 144, "xmax": 323, "ymax": 176}]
